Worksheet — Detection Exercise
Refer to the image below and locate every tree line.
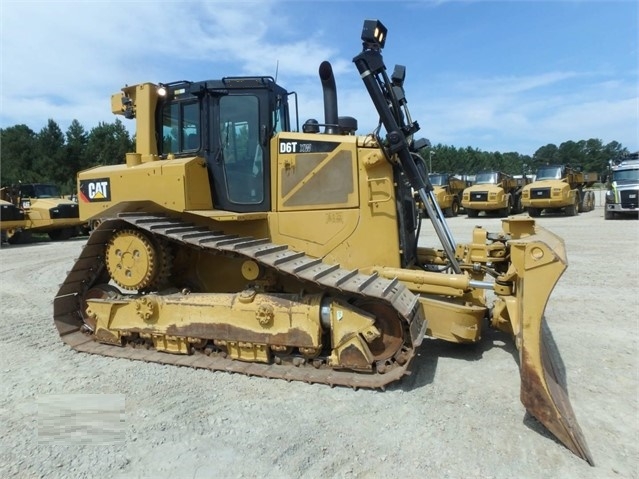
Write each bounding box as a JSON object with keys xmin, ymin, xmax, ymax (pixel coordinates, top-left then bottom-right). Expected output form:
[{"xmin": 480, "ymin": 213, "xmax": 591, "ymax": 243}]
[
  {"xmin": 1, "ymin": 117, "xmax": 632, "ymax": 194},
  {"xmin": 1, "ymin": 119, "xmax": 134, "ymax": 195}
]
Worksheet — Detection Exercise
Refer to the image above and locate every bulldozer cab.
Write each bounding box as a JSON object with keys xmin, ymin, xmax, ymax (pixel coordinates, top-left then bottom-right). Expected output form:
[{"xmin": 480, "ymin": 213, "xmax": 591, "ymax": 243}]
[{"xmin": 155, "ymin": 78, "xmax": 291, "ymax": 213}]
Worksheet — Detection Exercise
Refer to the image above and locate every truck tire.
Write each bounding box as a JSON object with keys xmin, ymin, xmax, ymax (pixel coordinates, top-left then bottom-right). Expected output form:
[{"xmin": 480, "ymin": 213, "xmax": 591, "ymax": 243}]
[
  {"xmin": 514, "ymin": 195, "xmax": 523, "ymax": 214},
  {"xmin": 605, "ymin": 208, "xmax": 615, "ymax": 220},
  {"xmin": 89, "ymin": 218, "xmax": 103, "ymax": 234},
  {"xmin": 528, "ymin": 207, "xmax": 541, "ymax": 217},
  {"xmin": 578, "ymin": 192, "xmax": 588, "ymax": 213},
  {"xmin": 451, "ymin": 200, "xmax": 460, "ymax": 217},
  {"xmin": 48, "ymin": 227, "xmax": 75, "ymax": 241},
  {"xmin": 7, "ymin": 229, "xmax": 32, "ymax": 245},
  {"xmin": 588, "ymin": 191, "xmax": 596, "ymax": 211},
  {"xmin": 467, "ymin": 209, "xmax": 479, "ymax": 218},
  {"xmin": 565, "ymin": 199, "xmax": 578, "ymax": 217},
  {"xmin": 501, "ymin": 196, "xmax": 513, "ymax": 217}
]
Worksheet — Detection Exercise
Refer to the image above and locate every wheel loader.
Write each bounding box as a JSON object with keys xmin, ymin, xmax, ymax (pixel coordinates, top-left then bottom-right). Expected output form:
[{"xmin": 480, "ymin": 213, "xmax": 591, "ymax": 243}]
[{"xmin": 53, "ymin": 20, "xmax": 593, "ymax": 465}]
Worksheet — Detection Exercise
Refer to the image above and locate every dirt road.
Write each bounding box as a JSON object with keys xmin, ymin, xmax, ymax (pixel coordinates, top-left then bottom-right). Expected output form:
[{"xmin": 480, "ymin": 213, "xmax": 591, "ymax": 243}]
[{"xmin": 1, "ymin": 207, "xmax": 637, "ymax": 479}]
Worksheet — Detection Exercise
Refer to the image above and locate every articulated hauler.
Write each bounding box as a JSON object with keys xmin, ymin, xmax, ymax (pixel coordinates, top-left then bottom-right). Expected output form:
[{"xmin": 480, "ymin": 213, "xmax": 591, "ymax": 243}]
[
  {"xmin": 522, "ymin": 165, "xmax": 596, "ymax": 217},
  {"xmin": 461, "ymin": 171, "xmax": 528, "ymax": 217},
  {"xmin": 428, "ymin": 173, "xmax": 467, "ymax": 217}
]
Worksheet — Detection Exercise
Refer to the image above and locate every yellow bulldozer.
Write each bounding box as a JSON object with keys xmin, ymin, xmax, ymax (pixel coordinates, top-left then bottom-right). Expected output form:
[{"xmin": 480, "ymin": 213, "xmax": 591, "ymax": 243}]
[{"xmin": 54, "ymin": 20, "xmax": 592, "ymax": 464}]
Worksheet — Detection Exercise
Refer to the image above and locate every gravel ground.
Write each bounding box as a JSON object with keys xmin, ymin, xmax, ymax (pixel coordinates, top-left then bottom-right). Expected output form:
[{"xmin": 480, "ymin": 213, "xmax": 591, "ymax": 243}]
[{"xmin": 0, "ymin": 206, "xmax": 637, "ymax": 479}]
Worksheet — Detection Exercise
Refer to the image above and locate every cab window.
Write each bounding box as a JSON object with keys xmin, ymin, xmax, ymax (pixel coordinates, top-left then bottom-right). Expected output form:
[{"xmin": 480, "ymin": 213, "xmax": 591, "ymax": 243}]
[{"xmin": 161, "ymin": 100, "xmax": 200, "ymax": 154}]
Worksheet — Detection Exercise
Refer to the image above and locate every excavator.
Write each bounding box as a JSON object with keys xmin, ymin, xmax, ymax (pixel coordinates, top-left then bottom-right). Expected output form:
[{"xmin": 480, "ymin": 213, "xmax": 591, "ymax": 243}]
[{"xmin": 53, "ymin": 20, "xmax": 593, "ymax": 465}]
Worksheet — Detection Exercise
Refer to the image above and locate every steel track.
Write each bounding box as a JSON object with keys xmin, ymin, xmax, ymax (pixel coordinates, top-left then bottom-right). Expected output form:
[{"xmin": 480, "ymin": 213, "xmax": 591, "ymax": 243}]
[{"xmin": 53, "ymin": 213, "xmax": 427, "ymax": 389}]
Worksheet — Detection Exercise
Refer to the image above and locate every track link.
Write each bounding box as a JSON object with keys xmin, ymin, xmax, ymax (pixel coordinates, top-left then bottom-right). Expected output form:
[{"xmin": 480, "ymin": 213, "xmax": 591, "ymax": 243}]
[{"xmin": 54, "ymin": 213, "xmax": 426, "ymax": 389}]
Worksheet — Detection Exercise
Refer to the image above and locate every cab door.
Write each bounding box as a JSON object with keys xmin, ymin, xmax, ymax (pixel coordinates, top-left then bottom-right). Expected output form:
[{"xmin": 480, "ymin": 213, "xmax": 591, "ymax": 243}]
[{"xmin": 207, "ymin": 93, "xmax": 270, "ymax": 213}]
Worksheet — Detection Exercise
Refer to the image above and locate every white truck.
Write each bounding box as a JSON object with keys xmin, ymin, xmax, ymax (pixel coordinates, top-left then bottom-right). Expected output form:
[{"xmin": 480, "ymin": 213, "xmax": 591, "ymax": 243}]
[{"xmin": 605, "ymin": 152, "xmax": 639, "ymax": 220}]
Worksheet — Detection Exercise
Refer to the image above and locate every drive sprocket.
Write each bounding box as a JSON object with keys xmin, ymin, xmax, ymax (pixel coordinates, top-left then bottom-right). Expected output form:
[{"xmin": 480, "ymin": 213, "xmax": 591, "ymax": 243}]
[{"xmin": 105, "ymin": 229, "xmax": 170, "ymax": 291}]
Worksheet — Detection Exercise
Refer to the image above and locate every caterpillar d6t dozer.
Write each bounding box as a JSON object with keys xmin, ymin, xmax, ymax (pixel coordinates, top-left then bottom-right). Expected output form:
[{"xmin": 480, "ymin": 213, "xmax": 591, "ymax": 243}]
[{"xmin": 54, "ymin": 20, "xmax": 592, "ymax": 464}]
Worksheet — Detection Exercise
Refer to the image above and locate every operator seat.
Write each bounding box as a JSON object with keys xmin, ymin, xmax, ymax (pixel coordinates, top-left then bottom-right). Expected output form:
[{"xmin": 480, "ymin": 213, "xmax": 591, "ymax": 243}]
[{"xmin": 187, "ymin": 133, "xmax": 199, "ymax": 150}]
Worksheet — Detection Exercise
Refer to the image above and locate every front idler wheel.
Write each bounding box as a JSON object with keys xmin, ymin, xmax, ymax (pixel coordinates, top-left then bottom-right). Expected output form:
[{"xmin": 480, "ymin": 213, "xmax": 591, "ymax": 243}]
[
  {"xmin": 353, "ymin": 299, "xmax": 405, "ymax": 362},
  {"xmin": 80, "ymin": 284, "xmax": 121, "ymax": 331}
]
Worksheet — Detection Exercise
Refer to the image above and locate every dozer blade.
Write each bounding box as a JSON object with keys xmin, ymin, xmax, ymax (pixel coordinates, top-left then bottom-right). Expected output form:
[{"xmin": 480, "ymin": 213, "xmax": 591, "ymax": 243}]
[{"xmin": 502, "ymin": 220, "xmax": 594, "ymax": 465}]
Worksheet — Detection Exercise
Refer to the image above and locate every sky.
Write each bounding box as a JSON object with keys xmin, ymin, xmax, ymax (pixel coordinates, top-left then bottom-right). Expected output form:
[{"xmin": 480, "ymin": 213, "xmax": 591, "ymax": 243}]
[{"xmin": 1, "ymin": 0, "xmax": 637, "ymax": 156}]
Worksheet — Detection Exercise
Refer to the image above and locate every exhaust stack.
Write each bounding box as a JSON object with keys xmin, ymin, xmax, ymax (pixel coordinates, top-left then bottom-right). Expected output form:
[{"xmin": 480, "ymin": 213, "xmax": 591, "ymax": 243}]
[{"xmin": 319, "ymin": 61, "xmax": 339, "ymax": 134}]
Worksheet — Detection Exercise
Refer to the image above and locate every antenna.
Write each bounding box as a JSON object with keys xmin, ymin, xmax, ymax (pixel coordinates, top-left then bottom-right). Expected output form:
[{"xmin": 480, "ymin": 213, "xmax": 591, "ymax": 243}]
[{"xmin": 274, "ymin": 60, "xmax": 279, "ymax": 83}]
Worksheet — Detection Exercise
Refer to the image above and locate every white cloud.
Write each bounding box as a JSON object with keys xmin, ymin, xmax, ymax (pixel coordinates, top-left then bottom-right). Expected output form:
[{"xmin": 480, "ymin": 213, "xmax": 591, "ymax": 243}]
[
  {"xmin": 405, "ymin": 71, "xmax": 639, "ymax": 153},
  {"xmin": 1, "ymin": 1, "xmax": 637, "ymax": 155},
  {"xmin": 0, "ymin": 1, "xmax": 346, "ymax": 132}
]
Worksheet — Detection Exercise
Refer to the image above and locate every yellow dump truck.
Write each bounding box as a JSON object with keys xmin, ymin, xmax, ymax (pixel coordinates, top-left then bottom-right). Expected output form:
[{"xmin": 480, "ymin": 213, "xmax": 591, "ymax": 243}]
[
  {"xmin": 2, "ymin": 183, "xmax": 86, "ymax": 243},
  {"xmin": 0, "ymin": 195, "xmax": 27, "ymax": 243},
  {"xmin": 428, "ymin": 173, "xmax": 467, "ymax": 217},
  {"xmin": 461, "ymin": 171, "xmax": 528, "ymax": 217},
  {"xmin": 521, "ymin": 165, "xmax": 597, "ymax": 217}
]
